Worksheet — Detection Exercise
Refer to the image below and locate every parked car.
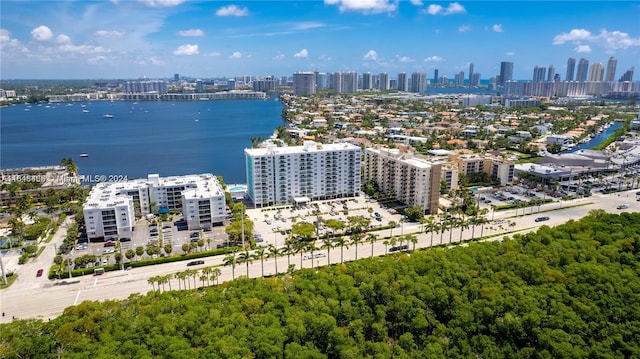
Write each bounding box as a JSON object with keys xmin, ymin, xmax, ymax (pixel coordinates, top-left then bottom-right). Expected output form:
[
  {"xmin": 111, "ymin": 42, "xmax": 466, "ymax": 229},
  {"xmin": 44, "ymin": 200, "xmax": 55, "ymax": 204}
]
[
  {"xmin": 535, "ymin": 216, "xmax": 550, "ymax": 222},
  {"xmin": 187, "ymin": 260, "xmax": 205, "ymax": 266},
  {"xmin": 617, "ymin": 204, "xmax": 629, "ymax": 210},
  {"xmin": 36, "ymin": 269, "xmax": 43, "ymax": 277},
  {"xmin": 103, "ymin": 241, "xmax": 116, "ymax": 247},
  {"xmin": 119, "ymin": 237, "xmax": 131, "ymax": 242}
]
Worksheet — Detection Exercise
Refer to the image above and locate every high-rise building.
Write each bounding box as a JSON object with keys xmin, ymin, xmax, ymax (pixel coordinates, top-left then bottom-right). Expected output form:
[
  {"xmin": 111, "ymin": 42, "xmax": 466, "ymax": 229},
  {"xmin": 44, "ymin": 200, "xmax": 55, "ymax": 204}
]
[
  {"xmin": 362, "ymin": 148, "xmax": 441, "ymax": 214},
  {"xmin": 315, "ymin": 72, "xmax": 328, "ymax": 88},
  {"xmin": 174, "ymin": 73, "xmax": 179, "ymax": 82},
  {"xmin": 618, "ymin": 67, "xmax": 634, "ymax": 82},
  {"xmin": 379, "ymin": 72, "xmax": 390, "ymax": 91},
  {"xmin": 499, "ymin": 61, "xmax": 514, "ymax": 85},
  {"xmin": 566, "ymin": 57, "xmax": 576, "ymax": 81},
  {"xmin": 605, "ymin": 57, "xmax": 618, "ymax": 82},
  {"xmin": 397, "ymin": 72, "xmax": 408, "ymax": 91},
  {"xmin": 589, "ymin": 62, "xmax": 605, "ymax": 82},
  {"xmin": 362, "ymin": 72, "xmax": 373, "ymax": 90},
  {"xmin": 471, "ymin": 73, "xmax": 481, "ymax": 87},
  {"xmin": 533, "ymin": 66, "xmax": 546, "ymax": 82},
  {"xmin": 547, "ymin": 65, "xmax": 556, "ymax": 82},
  {"xmin": 253, "ymin": 77, "xmax": 277, "ymax": 93},
  {"xmin": 342, "ymin": 72, "xmax": 358, "ymax": 93},
  {"xmin": 410, "ymin": 72, "xmax": 427, "ymax": 93},
  {"xmin": 245, "ymin": 141, "xmax": 361, "ymax": 207},
  {"xmin": 227, "ymin": 79, "xmax": 236, "ymax": 90},
  {"xmin": 576, "ymin": 58, "xmax": 589, "ymax": 82},
  {"xmin": 332, "ymin": 72, "xmax": 343, "ymax": 93},
  {"xmin": 454, "ymin": 71, "xmax": 465, "ymax": 86},
  {"xmin": 468, "ymin": 63, "xmax": 474, "ymax": 85},
  {"xmin": 433, "ymin": 69, "xmax": 439, "ymax": 84},
  {"xmin": 292, "ymin": 72, "xmax": 316, "ymax": 95}
]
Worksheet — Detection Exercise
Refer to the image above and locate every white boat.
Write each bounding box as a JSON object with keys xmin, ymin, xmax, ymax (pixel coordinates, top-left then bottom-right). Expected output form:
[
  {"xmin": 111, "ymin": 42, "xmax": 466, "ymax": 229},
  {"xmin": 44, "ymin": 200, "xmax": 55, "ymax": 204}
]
[
  {"xmin": 80, "ymin": 153, "xmax": 89, "ymax": 158},
  {"xmin": 103, "ymin": 114, "xmax": 114, "ymax": 119},
  {"xmin": 83, "ymin": 109, "xmax": 90, "ymax": 113}
]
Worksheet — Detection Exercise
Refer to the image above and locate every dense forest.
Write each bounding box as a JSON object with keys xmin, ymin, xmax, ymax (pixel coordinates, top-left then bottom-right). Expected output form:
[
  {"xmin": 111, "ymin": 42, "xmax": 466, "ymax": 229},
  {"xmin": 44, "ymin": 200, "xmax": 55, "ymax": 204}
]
[{"xmin": 1, "ymin": 210, "xmax": 639, "ymax": 358}]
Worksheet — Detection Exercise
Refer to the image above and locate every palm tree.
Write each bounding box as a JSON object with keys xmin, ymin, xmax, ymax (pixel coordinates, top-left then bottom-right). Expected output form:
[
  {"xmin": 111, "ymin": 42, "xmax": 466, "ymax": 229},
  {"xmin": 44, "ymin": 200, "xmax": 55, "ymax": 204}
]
[
  {"xmin": 282, "ymin": 241, "xmax": 295, "ymax": 268},
  {"xmin": 164, "ymin": 274, "xmax": 173, "ymax": 291},
  {"xmin": 424, "ymin": 216, "xmax": 437, "ymax": 247},
  {"xmin": 147, "ymin": 276, "xmax": 157, "ymax": 291},
  {"xmin": 189, "ymin": 269, "xmax": 198, "ymax": 289},
  {"xmin": 382, "ymin": 239, "xmax": 390, "ymax": 253},
  {"xmin": 238, "ymin": 250, "xmax": 254, "ymax": 277},
  {"xmin": 211, "ymin": 268, "xmax": 222, "ymax": 285},
  {"xmin": 321, "ymin": 238, "xmax": 334, "ymax": 265},
  {"xmin": 201, "ymin": 266, "xmax": 212, "ymax": 286},
  {"xmin": 367, "ymin": 233, "xmax": 378, "ymax": 257},
  {"xmin": 254, "ymin": 247, "xmax": 267, "ymax": 277},
  {"xmin": 174, "ymin": 272, "xmax": 183, "ymax": 290},
  {"xmin": 350, "ymin": 233, "xmax": 363, "ymax": 260},
  {"xmin": 458, "ymin": 216, "xmax": 470, "ymax": 243},
  {"xmin": 334, "ymin": 237, "xmax": 349, "ymax": 263},
  {"xmin": 307, "ymin": 242, "xmax": 319, "ymax": 268},
  {"xmin": 199, "ymin": 272, "xmax": 208, "ymax": 288},
  {"xmin": 293, "ymin": 240, "xmax": 307, "ymax": 268},
  {"xmin": 223, "ymin": 253, "xmax": 238, "ymax": 280},
  {"xmin": 267, "ymin": 244, "xmax": 280, "ymax": 275},
  {"xmin": 407, "ymin": 233, "xmax": 418, "ymax": 250}
]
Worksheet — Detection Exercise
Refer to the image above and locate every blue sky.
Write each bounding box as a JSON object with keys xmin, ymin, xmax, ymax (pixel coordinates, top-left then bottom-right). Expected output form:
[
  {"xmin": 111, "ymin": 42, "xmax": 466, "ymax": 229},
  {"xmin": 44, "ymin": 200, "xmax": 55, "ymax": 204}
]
[{"xmin": 1, "ymin": 1, "xmax": 639, "ymax": 81}]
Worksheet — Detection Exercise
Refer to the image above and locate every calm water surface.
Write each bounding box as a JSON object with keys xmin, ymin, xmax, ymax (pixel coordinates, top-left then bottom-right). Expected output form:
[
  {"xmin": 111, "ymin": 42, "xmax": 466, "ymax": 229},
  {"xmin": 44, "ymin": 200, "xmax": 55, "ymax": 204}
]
[{"xmin": 1, "ymin": 100, "xmax": 284, "ymax": 184}]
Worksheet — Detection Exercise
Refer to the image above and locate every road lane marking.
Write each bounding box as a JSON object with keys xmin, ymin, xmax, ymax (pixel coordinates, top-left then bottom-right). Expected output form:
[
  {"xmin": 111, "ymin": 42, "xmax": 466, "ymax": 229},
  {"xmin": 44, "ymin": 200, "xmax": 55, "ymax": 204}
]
[{"xmin": 73, "ymin": 290, "xmax": 81, "ymax": 305}]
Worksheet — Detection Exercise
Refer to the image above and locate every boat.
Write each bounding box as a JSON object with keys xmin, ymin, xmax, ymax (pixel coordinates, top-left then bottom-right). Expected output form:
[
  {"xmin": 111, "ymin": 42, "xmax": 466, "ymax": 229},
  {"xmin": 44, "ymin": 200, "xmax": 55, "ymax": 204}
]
[
  {"xmin": 80, "ymin": 153, "xmax": 89, "ymax": 158},
  {"xmin": 103, "ymin": 114, "xmax": 114, "ymax": 119},
  {"xmin": 83, "ymin": 109, "xmax": 90, "ymax": 113}
]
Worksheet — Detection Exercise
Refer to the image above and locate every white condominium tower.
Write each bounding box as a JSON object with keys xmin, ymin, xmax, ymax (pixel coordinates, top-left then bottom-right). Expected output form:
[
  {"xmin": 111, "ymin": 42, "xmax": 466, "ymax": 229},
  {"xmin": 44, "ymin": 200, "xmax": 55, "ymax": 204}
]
[
  {"xmin": 83, "ymin": 173, "xmax": 226, "ymax": 240},
  {"xmin": 362, "ymin": 148, "xmax": 441, "ymax": 214},
  {"xmin": 292, "ymin": 72, "xmax": 316, "ymax": 95},
  {"xmin": 245, "ymin": 141, "xmax": 361, "ymax": 207}
]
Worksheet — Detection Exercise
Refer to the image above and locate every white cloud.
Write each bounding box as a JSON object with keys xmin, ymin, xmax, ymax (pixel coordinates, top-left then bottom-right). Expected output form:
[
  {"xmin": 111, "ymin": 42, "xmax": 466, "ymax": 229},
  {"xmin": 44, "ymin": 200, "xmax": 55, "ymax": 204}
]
[
  {"xmin": 294, "ymin": 49, "xmax": 309, "ymax": 58},
  {"xmin": 88, "ymin": 56, "xmax": 108, "ymax": 64},
  {"xmin": 553, "ymin": 28, "xmax": 640, "ymax": 52},
  {"xmin": 95, "ymin": 30, "xmax": 125, "ymax": 39},
  {"xmin": 363, "ymin": 50, "xmax": 378, "ymax": 61},
  {"xmin": 173, "ymin": 44, "xmax": 199, "ymax": 55},
  {"xmin": 149, "ymin": 56, "xmax": 163, "ymax": 65},
  {"xmin": 574, "ymin": 45, "xmax": 591, "ymax": 53},
  {"xmin": 216, "ymin": 5, "xmax": 249, "ymax": 16},
  {"xmin": 56, "ymin": 34, "xmax": 72, "ymax": 44},
  {"xmin": 424, "ymin": 55, "xmax": 444, "ymax": 62},
  {"xmin": 273, "ymin": 53, "xmax": 285, "ymax": 60},
  {"xmin": 203, "ymin": 52, "xmax": 221, "ymax": 57},
  {"xmin": 59, "ymin": 44, "xmax": 110, "ymax": 55},
  {"xmin": 178, "ymin": 29, "xmax": 204, "ymax": 37},
  {"xmin": 426, "ymin": 2, "xmax": 466, "ymax": 15},
  {"xmin": 410, "ymin": 0, "xmax": 423, "ymax": 5},
  {"xmin": 395, "ymin": 55, "xmax": 414, "ymax": 62},
  {"xmin": 492, "ymin": 24, "xmax": 503, "ymax": 33},
  {"xmin": 506, "ymin": 51, "xmax": 516, "ymax": 56},
  {"xmin": 229, "ymin": 51, "xmax": 242, "ymax": 59},
  {"xmin": 324, "ymin": 0, "xmax": 397, "ymax": 14},
  {"xmin": 31, "ymin": 25, "xmax": 53, "ymax": 41},
  {"xmin": 552, "ymin": 28, "xmax": 591, "ymax": 45},
  {"xmin": 140, "ymin": 0, "xmax": 186, "ymax": 8},
  {"xmin": 458, "ymin": 25, "xmax": 471, "ymax": 33},
  {"xmin": 292, "ymin": 22, "xmax": 326, "ymax": 31}
]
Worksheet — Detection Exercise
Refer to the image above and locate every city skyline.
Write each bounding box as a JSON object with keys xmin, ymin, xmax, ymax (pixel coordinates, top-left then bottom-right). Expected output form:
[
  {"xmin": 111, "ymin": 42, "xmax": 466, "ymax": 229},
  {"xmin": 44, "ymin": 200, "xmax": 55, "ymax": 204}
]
[{"xmin": 1, "ymin": 1, "xmax": 639, "ymax": 80}]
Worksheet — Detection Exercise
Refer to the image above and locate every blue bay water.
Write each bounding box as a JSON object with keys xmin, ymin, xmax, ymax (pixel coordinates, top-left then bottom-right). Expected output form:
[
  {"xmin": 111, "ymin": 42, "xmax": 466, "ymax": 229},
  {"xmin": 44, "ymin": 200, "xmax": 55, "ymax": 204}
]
[{"xmin": 1, "ymin": 100, "xmax": 285, "ymax": 184}]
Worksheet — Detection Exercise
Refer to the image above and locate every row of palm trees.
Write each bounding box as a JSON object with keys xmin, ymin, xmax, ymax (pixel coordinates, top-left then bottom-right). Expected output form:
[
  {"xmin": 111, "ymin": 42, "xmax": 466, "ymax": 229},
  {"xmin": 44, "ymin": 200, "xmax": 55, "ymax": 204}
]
[{"xmin": 147, "ymin": 266, "xmax": 222, "ymax": 292}]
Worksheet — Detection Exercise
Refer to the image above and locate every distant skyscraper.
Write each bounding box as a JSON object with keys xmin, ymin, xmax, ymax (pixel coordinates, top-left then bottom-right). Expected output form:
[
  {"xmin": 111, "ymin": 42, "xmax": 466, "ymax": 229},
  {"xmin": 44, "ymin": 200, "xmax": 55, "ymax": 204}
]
[
  {"xmin": 174, "ymin": 73, "xmax": 179, "ymax": 82},
  {"xmin": 342, "ymin": 72, "xmax": 358, "ymax": 93},
  {"xmin": 227, "ymin": 79, "xmax": 235, "ymax": 90},
  {"xmin": 618, "ymin": 67, "xmax": 634, "ymax": 82},
  {"xmin": 468, "ymin": 63, "xmax": 474, "ymax": 85},
  {"xmin": 397, "ymin": 72, "xmax": 408, "ymax": 91},
  {"xmin": 605, "ymin": 57, "xmax": 617, "ymax": 82},
  {"xmin": 292, "ymin": 72, "xmax": 316, "ymax": 95},
  {"xmin": 566, "ymin": 57, "xmax": 576, "ymax": 81},
  {"xmin": 547, "ymin": 65, "xmax": 556, "ymax": 82},
  {"xmin": 410, "ymin": 72, "xmax": 427, "ymax": 93},
  {"xmin": 533, "ymin": 66, "xmax": 546, "ymax": 82},
  {"xmin": 433, "ymin": 69, "xmax": 439, "ymax": 84},
  {"xmin": 499, "ymin": 61, "xmax": 514, "ymax": 85},
  {"xmin": 315, "ymin": 72, "xmax": 328, "ymax": 88},
  {"xmin": 379, "ymin": 72, "xmax": 390, "ymax": 91},
  {"xmin": 332, "ymin": 72, "xmax": 342, "ymax": 93},
  {"xmin": 576, "ymin": 58, "xmax": 589, "ymax": 82},
  {"xmin": 362, "ymin": 72, "xmax": 373, "ymax": 90},
  {"xmin": 195, "ymin": 79, "xmax": 204, "ymax": 92},
  {"xmin": 471, "ymin": 73, "xmax": 481, "ymax": 86},
  {"xmin": 454, "ymin": 71, "xmax": 465, "ymax": 86},
  {"xmin": 588, "ymin": 62, "xmax": 604, "ymax": 82}
]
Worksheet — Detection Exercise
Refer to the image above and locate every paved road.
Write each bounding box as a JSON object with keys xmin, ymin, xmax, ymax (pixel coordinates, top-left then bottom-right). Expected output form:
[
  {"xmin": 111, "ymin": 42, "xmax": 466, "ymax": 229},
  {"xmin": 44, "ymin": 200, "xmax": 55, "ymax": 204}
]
[{"xmin": 1, "ymin": 190, "xmax": 638, "ymax": 323}]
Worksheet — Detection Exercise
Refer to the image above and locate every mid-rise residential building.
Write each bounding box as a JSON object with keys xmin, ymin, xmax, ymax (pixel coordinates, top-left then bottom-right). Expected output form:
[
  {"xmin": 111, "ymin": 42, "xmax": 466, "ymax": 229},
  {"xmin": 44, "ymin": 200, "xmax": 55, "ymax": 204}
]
[
  {"xmin": 83, "ymin": 173, "xmax": 225, "ymax": 240},
  {"xmin": 245, "ymin": 141, "xmax": 361, "ymax": 207},
  {"xmin": 362, "ymin": 148, "xmax": 441, "ymax": 214}
]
